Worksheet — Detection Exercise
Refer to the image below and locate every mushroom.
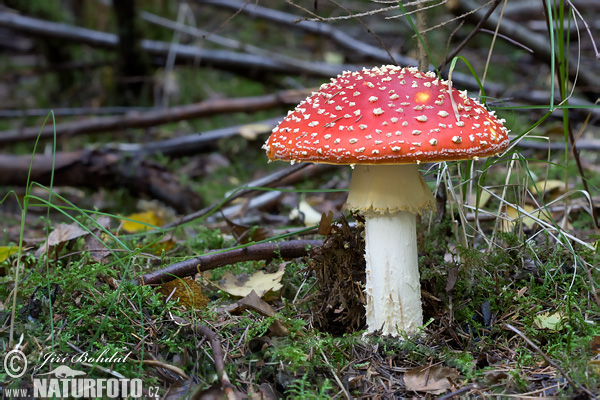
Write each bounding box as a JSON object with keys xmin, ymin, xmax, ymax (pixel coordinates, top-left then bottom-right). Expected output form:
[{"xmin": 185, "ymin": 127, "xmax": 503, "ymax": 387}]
[{"xmin": 264, "ymin": 65, "xmax": 509, "ymax": 336}]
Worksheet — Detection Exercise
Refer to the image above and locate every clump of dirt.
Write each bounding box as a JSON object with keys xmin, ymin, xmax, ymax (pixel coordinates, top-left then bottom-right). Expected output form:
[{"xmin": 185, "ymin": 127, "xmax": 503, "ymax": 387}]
[{"xmin": 307, "ymin": 215, "xmax": 366, "ymax": 334}]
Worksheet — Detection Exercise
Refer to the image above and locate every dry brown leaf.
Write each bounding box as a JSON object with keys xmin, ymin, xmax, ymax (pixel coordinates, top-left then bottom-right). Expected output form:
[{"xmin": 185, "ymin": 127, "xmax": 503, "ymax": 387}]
[
  {"xmin": 37, "ymin": 222, "xmax": 89, "ymax": 255},
  {"xmin": 218, "ymin": 267, "xmax": 284, "ymax": 298},
  {"xmin": 317, "ymin": 211, "xmax": 334, "ymax": 235},
  {"xmin": 237, "ymin": 290, "xmax": 288, "ymax": 336},
  {"xmin": 591, "ymin": 336, "xmax": 600, "ymax": 355},
  {"xmin": 223, "ymin": 214, "xmax": 272, "ymax": 244},
  {"xmin": 157, "ymin": 278, "xmax": 209, "ymax": 309},
  {"xmin": 403, "ymin": 365, "xmax": 458, "ymax": 394},
  {"xmin": 85, "ymin": 216, "xmax": 114, "ymax": 262}
]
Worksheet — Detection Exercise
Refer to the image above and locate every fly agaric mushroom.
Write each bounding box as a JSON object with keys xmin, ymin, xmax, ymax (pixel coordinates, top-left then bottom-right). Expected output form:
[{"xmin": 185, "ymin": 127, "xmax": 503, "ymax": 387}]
[{"xmin": 264, "ymin": 65, "xmax": 509, "ymax": 336}]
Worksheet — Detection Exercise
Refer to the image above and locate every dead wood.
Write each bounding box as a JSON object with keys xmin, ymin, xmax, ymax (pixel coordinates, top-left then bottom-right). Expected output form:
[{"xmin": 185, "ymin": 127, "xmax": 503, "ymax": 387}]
[
  {"xmin": 161, "ymin": 163, "xmax": 312, "ymax": 229},
  {"xmin": 198, "ymin": 0, "xmax": 413, "ymax": 67},
  {"xmin": 0, "ymin": 90, "xmax": 309, "ymax": 145},
  {"xmin": 112, "ymin": 0, "xmax": 150, "ymax": 100},
  {"xmin": 109, "ymin": 116, "xmax": 283, "ymax": 158},
  {"xmin": 139, "ymin": 240, "xmax": 322, "ymax": 285},
  {"xmin": 197, "ymin": 0, "xmax": 505, "ymax": 94},
  {"xmin": 451, "ymin": 0, "xmax": 599, "ymax": 98},
  {"xmin": 191, "ymin": 323, "xmax": 238, "ymax": 400},
  {"xmin": 0, "ymin": 11, "xmax": 355, "ymax": 79},
  {"xmin": 0, "ymin": 149, "xmax": 202, "ymax": 213}
]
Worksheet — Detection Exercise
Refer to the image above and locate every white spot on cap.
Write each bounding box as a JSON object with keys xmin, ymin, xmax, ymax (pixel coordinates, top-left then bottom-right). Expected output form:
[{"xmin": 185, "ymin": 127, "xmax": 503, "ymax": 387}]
[
  {"xmin": 415, "ymin": 115, "xmax": 428, "ymax": 122},
  {"xmin": 373, "ymin": 108, "xmax": 384, "ymax": 115},
  {"xmin": 359, "ymin": 124, "xmax": 367, "ymax": 130},
  {"xmin": 349, "ymin": 138, "xmax": 358, "ymax": 144},
  {"xmin": 355, "ymin": 147, "xmax": 366, "ymax": 153},
  {"xmin": 391, "ymin": 146, "xmax": 401, "ymax": 151},
  {"xmin": 308, "ymin": 121, "xmax": 318, "ymax": 127},
  {"xmin": 429, "ymin": 138, "xmax": 437, "ymax": 146},
  {"xmin": 412, "ymin": 130, "xmax": 422, "ymax": 135},
  {"xmin": 452, "ymin": 136, "xmax": 462, "ymax": 144},
  {"xmin": 369, "ymin": 96, "xmax": 378, "ymax": 102},
  {"xmin": 438, "ymin": 110, "xmax": 449, "ymax": 117}
]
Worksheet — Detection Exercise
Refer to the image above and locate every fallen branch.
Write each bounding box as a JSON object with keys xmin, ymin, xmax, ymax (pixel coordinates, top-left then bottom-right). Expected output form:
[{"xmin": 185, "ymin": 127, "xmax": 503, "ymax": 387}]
[
  {"xmin": 505, "ymin": 324, "xmax": 595, "ymax": 398},
  {"xmin": 451, "ymin": 0, "xmax": 599, "ymax": 97},
  {"xmin": 0, "ymin": 149, "xmax": 202, "ymax": 213},
  {"xmin": 0, "ymin": 90, "xmax": 308, "ymax": 144},
  {"xmin": 192, "ymin": 323, "xmax": 237, "ymax": 400},
  {"xmin": 161, "ymin": 163, "xmax": 312, "ymax": 229},
  {"xmin": 0, "ymin": 11, "xmax": 355, "ymax": 79},
  {"xmin": 139, "ymin": 240, "xmax": 322, "ymax": 285},
  {"xmin": 198, "ymin": 0, "xmax": 505, "ymax": 94}
]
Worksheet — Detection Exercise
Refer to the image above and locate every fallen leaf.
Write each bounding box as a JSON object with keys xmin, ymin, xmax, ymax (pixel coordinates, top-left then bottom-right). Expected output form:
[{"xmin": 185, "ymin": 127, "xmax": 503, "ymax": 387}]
[
  {"xmin": 237, "ymin": 290, "xmax": 288, "ymax": 336},
  {"xmin": 289, "ymin": 200, "xmax": 323, "ymax": 227},
  {"xmin": 37, "ymin": 223, "xmax": 89, "ymax": 255},
  {"xmin": 157, "ymin": 278, "xmax": 209, "ymax": 309},
  {"xmin": 501, "ymin": 204, "xmax": 548, "ymax": 232},
  {"xmin": 317, "ymin": 211, "xmax": 334, "ymax": 235},
  {"xmin": 0, "ymin": 246, "xmax": 19, "ymax": 263},
  {"xmin": 590, "ymin": 336, "xmax": 600, "ymax": 355},
  {"xmin": 85, "ymin": 217, "xmax": 112, "ymax": 262},
  {"xmin": 239, "ymin": 123, "xmax": 272, "ymax": 140},
  {"xmin": 121, "ymin": 210, "xmax": 163, "ymax": 233},
  {"xmin": 218, "ymin": 268, "xmax": 284, "ymax": 298},
  {"xmin": 529, "ymin": 179, "xmax": 566, "ymax": 199},
  {"xmin": 222, "ymin": 214, "xmax": 272, "ymax": 244},
  {"xmin": 403, "ymin": 365, "xmax": 458, "ymax": 394},
  {"xmin": 534, "ymin": 311, "xmax": 565, "ymax": 331}
]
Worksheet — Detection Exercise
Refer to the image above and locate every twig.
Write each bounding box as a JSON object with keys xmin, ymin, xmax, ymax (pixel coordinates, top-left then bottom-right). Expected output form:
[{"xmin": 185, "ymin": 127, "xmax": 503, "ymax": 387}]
[
  {"xmin": 111, "ymin": 116, "xmax": 283, "ymax": 157},
  {"xmin": 0, "ymin": 90, "xmax": 308, "ymax": 144},
  {"xmin": 0, "ymin": 11, "xmax": 355, "ymax": 79},
  {"xmin": 193, "ymin": 323, "xmax": 237, "ymax": 400},
  {"xmin": 141, "ymin": 11, "xmax": 340, "ymax": 77},
  {"xmin": 0, "ymin": 107, "xmax": 157, "ymax": 118},
  {"xmin": 438, "ymin": 0, "xmax": 503, "ymax": 71},
  {"xmin": 198, "ymin": 0, "xmax": 505, "ymax": 93},
  {"xmin": 505, "ymin": 323, "xmax": 596, "ymax": 398},
  {"xmin": 199, "ymin": 0, "xmax": 415, "ymax": 65},
  {"xmin": 452, "ymin": 0, "xmax": 599, "ymax": 97},
  {"xmin": 567, "ymin": 0, "xmax": 600, "ymax": 60},
  {"xmin": 438, "ymin": 384, "xmax": 476, "ymax": 399},
  {"xmin": 139, "ymin": 239, "xmax": 322, "ymax": 285},
  {"xmin": 161, "ymin": 162, "xmax": 311, "ymax": 229}
]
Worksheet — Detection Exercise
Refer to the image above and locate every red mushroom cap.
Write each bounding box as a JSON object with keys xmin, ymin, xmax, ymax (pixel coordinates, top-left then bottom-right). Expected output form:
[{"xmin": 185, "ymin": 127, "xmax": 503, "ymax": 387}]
[{"xmin": 264, "ymin": 65, "xmax": 510, "ymax": 164}]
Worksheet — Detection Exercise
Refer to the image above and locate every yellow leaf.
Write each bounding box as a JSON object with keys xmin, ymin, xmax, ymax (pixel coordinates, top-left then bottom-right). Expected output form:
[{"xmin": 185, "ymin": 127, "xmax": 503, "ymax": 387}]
[
  {"xmin": 534, "ymin": 311, "xmax": 565, "ymax": 331},
  {"xmin": 217, "ymin": 268, "xmax": 285, "ymax": 298},
  {"xmin": 239, "ymin": 123, "xmax": 272, "ymax": 140},
  {"xmin": 121, "ymin": 210, "xmax": 163, "ymax": 233},
  {"xmin": 0, "ymin": 246, "xmax": 19, "ymax": 263},
  {"xmin": 529, "ymin": 179, "xmax": 566, "ymax": 199},
  {"xmin": 289, "ymin": 200, "xmax": 323, "ymax": 227}
]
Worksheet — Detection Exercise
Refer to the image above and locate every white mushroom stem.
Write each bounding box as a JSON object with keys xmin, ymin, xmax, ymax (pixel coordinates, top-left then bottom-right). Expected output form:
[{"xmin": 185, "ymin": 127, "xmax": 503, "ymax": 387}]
[{"xmin": 347, "ymin": 164, "xmax": 435, "ymax": 336}]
